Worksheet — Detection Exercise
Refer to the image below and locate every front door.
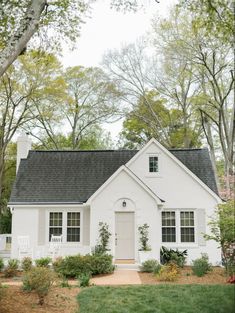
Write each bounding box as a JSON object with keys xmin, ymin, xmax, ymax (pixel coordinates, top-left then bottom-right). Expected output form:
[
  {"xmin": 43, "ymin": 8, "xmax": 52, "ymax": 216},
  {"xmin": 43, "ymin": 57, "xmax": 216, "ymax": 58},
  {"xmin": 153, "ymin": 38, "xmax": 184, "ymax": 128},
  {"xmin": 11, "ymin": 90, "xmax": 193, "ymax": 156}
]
[{"xmin": 115, "ymin": 212, "xmax": 135, "ymax": 259}]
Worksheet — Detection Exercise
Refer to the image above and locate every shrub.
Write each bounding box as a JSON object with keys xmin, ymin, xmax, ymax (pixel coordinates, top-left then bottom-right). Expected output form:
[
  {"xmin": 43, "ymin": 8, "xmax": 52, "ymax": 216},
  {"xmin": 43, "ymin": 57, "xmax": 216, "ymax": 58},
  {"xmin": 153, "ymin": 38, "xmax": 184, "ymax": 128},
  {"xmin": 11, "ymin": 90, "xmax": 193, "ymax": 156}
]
[
  {"xmin": 35, "ymin": 257, "xmax": 51, "ymax": 268},
  {"xmin": 52, "ymin": 257, "xmax": 63, "ymax": 272},
  {"xmin": 21, "ymin": 257, "xmax": 32, "ymax": 272},
  {"xmin": 160, "ymin": 246, "xmax": 187, "ymax": 267},
  {"xmin": 22, "ymin": 267, "xmax": 56, "ymax": 305},
  {"xmin": 138, "ymin": 224, "xmax": 151, "ymax": 251},
  {"xmin": 53, "ymin": 254, "xmax": 114, "ymax": 278},
  {"xmin": 86, "ymin": 254, "xmax": 114, "ymax": 275},
  {"xmin": 0, "ymin": 258, "xmax": 4, "ymax": 272},
  {"xmin": 4, "ymin": 259, "xmax": 19, "ymax": 278},
  {"xmin": 192, "ymin": 254, "xmax": 212, "ymax": 277},
  {"xmin": 157, "ymin": 262, "xmax": 180, "ymax": 282},
  {"xmin": 92, "ymin": 222, "xmax": 112, "ymax": 255},
  {"xmin": 77, "ymin": 272, "xmax": 91, "ymax": 287},
  {"xmin": 140, "ymin": 259, "xmax": 161, "ymax": 273}
]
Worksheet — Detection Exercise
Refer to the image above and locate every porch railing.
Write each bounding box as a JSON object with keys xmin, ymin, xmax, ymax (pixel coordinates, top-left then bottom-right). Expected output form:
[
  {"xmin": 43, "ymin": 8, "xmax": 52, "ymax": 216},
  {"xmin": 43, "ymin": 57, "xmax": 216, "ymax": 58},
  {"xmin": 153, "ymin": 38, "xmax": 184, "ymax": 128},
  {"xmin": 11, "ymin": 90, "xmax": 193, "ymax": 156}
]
[{"xmin": 0, "ymin": 234, "xmax": 12, "ymax": 251}]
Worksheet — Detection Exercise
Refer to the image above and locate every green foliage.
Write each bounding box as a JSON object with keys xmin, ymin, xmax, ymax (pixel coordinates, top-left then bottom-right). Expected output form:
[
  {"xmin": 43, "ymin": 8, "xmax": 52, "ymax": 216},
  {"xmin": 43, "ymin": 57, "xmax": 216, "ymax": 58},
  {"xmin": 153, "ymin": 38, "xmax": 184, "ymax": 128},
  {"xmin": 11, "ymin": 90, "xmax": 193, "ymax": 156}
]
[
  {"xmin": 22, "ymin": 267, "xmax": 56, "ymax": 305},
  {"xmin": 157, "ymin": 262, "xmax": 180, "ymax": 282},
  {"xmin": 77, "ymin": 272, "xmax": 91, "ymax": 287},
  {"xmin": 121, "ymin": 90, "xmax": 202, "ymax": 149},
  {"xmin": 60, "ymin": 276, "xmax": 70, "ymax": 288},
  {"xmin": 179, "ymin": 0, "xmax": 233, "ymax": 44},
  {"xmin": 0, "ymin": 209, "xmax": 12, "ymax": 233},
  {"xmin": 21, "ymin": 257, "xmax": 33, "ymax": 272},
  {"xmin": 93, "ymin": 222, "xmax": 111, "ymax": 255},
  {"xmin": 35, "ymin": 257, "xmax": 51, "ymax": 268},
  {"xmin": 192, "ymin": 254, "xmax": 212, "ymax": 277},
  {"xmin": 138, "ymin": 224, "xmax": 151, "ymax": 251},
  {"xmin": 4, "ymin": 259, "xmax": 19, "ymax": 277},
  {"xmin": 160, "ymin": 246, "xmax": 187, "ymax": 267},
  {"xmin": 140, "ymin": 259, "xmax": 161, "ymax": 273},
  {"xmin": 53, "ymin": 254, "xmax": 114, "ymax": 278},
  {"xmin": 204, "ymin": 200, "xmax": 235, "ymax": 274},
  {"xmin": 0, "ymin": 258, "xmax": 4, "ymax": 272}
]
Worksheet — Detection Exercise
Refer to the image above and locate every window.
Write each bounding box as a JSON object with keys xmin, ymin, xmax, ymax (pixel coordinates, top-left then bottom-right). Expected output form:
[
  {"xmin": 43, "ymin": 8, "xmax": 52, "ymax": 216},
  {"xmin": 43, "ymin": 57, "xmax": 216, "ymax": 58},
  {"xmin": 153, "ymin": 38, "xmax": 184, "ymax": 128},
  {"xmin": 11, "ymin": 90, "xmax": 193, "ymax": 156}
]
[
  {"xmin": 180, "ymin": 212, "xmax": 195, "ymax": 242},
  {"xmin": 162, "ymin": 211, "xmax": 176, "ymax": 242},
  {"xmin": 67, "ymin": 212, "xmax": 80, "ymax": 242},
  {"xmin": 49, "ymin": 212, "xmax": 62, "ymax": 241},
  {"xmin": 48, "ymin": 211, "xmax": 81, "ymax": 242},
  {"xmin": 149, "ymin": 156, "xmax": 158, "ymax": 173}
]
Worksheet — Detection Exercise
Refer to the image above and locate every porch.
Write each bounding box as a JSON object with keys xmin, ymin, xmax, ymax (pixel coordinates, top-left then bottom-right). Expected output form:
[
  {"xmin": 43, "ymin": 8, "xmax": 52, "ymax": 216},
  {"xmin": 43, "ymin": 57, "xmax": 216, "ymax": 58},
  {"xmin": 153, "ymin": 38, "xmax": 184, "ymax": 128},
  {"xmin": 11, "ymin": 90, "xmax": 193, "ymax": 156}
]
[{"xmin": 0, "ymin": 234, "xmax": 12, "ymax": 261}]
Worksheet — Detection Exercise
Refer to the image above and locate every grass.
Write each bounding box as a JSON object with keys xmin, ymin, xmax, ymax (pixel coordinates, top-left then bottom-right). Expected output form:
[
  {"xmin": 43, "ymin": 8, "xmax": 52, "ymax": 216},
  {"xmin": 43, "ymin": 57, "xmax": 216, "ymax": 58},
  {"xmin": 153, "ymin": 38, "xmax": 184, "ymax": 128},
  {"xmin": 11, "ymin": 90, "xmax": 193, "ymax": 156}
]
[{"xmin": 77, "ymin": 284, "xmax": 235, "ymax": 313}]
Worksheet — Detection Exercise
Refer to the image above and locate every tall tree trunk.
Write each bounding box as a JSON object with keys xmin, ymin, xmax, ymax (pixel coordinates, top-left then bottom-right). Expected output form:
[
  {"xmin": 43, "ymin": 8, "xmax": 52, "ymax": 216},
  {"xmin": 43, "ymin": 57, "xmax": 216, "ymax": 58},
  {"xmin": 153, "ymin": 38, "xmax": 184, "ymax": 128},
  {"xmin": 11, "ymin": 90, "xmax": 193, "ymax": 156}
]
[{"xmin": 0, "ymin": 0, "xmax": 46, "ymax": 77}]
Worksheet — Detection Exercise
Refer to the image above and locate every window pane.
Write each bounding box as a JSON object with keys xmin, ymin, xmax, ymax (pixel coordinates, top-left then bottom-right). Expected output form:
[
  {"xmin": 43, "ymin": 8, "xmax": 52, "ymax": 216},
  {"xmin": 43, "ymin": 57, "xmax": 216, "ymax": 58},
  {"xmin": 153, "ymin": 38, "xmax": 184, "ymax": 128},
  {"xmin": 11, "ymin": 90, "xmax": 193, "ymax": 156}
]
[
  {"xmin": 180, "ymin": 212, "xmax": 194, "ymax": 226},
  {"xmin": 162, "ymin": 212, "xmax": 175, "ymax": 226},
  {"xmin": 162, "ymin": 228, "xmax": 176, "ymax": 242},
  {"xmin": 49, "ymin": 227, "xmax": 62, "ymax": 241},
  {"xmin": 67, "ymin": 212, "xmax": 80, "ymax": 227},
  {"xmin": 50, "ymin": 212, "xmax": 62, "ymax": 226},
  {"xmin": 181, "ymin": 227, "xmax": 195, "ymax": 242},
  {"xmin": 67, "ymin": 228, "xmax": 80, "ymax": 242},
  {"xmin": 149, "ymin": 156, "xmax": 158, "ymax": 172}
]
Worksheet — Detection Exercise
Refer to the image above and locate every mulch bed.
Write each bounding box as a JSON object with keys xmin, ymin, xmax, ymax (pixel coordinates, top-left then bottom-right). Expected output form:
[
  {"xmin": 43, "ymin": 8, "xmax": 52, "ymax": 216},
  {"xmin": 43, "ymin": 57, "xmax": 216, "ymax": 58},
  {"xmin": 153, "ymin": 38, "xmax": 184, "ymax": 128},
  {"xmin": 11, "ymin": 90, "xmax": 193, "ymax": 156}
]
[
  {"xmin": 139, "ymin": 266, "xmax": 228, "ymax": 285},
  {"xmin": 0, "ymin": 285, "xmax": 80, "ymax": 313}
]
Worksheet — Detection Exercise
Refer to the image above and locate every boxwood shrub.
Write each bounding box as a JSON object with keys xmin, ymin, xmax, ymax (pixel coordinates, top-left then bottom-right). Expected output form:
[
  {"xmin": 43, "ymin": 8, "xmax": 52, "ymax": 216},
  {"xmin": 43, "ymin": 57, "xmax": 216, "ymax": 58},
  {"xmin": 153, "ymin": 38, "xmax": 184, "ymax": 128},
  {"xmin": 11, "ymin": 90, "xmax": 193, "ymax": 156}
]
[{"xmin": 53, "ymin": 254, "xmax": 114, "ymax": 278}]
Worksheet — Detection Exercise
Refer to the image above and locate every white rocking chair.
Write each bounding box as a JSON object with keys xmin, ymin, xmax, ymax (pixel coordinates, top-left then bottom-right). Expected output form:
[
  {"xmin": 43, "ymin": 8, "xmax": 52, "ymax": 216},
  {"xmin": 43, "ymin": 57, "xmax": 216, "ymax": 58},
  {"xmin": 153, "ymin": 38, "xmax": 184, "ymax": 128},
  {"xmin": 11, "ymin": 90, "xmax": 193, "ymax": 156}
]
[
  {"xmin": 17, "ymin": 236, "xmax": 33, "ymax": 260},
  {"xmin": 48, "ymin": 235, "xmax": 62, "ymax": 260}
]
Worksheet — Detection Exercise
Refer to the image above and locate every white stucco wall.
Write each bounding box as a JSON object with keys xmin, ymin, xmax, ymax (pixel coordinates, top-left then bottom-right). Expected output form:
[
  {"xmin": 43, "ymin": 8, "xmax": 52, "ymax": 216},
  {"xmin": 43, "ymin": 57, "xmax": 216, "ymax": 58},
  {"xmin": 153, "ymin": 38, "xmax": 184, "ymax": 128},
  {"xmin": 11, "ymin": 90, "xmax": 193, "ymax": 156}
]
[
  {"xmin": 11, "ymin": 205, "xmax": 90, "ymax": 259},
  {"xmin": 90, "ymin": 169, "xmax": 161, "ymax": 262},
  {"xmin": 126, "ymin": 141, "xmax": 221, "ymax": 265}
]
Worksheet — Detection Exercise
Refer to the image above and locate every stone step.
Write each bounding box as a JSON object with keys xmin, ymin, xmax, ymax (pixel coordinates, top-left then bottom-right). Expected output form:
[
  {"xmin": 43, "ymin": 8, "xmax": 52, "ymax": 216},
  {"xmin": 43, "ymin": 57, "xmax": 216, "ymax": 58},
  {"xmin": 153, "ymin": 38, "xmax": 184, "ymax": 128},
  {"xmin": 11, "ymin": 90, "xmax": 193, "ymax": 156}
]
[{"xmin": 115, "ymin": 263, "xmax": 140, "ymax": 270}]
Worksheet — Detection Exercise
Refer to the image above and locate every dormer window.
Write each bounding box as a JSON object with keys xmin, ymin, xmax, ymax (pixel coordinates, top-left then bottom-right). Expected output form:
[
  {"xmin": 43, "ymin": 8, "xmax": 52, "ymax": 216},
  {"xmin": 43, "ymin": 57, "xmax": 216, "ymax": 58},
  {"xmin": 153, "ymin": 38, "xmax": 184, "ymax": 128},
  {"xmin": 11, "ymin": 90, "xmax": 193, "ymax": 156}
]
[{"xmin": 149, "ymin": 156, "xmax": 159, "ymax": 173}]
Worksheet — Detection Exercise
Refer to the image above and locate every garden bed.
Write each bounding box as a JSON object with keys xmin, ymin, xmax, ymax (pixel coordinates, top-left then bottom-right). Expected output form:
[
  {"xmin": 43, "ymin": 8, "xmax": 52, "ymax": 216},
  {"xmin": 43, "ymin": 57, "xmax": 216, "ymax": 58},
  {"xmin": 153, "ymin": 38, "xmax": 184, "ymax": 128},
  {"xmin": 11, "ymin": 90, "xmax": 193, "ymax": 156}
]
[
  {"xmin": 0, "ymin": 285, "xmax": 80, "ymax": 313},
  {"xmin": 139, "ymin": 266, "xmax": 228, "ymax": 285}
]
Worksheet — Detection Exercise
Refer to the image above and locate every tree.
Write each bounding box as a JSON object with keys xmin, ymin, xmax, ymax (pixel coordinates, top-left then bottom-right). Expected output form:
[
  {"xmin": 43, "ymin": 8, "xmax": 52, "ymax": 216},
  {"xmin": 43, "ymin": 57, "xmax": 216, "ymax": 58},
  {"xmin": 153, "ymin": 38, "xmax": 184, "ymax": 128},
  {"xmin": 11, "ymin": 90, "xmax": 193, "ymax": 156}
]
[
  {"xmin": 0, "ymin": 0, "xmax": 156, "ymax": 77},
  {"xmin": 0, "ymin": 0, "xmax": 90, "ymax": 77},
  {"xmin": 180, "ymin": 0, "xmax": 234, "ymax": 45},
  {"xmin": 0, "ymin": 50, "xmax": 64, "ymax": 206},
  {"xmin": 34, "ymin": 126, "xmax": 114, "ymax": 150},
  {"xmin": 205, "ymin": 200, "xmax": 235, "ymax": 276},
  {"xmin": 61, "ymin": 66, "xmax": 121, "ymax": 149},
  {"xmin": 121, "ymin": 91, "xmax": 201, "ymax": 148},
  {"xmin": 151, "ymin": 5, "xmax": 234, "ymax": 196}
]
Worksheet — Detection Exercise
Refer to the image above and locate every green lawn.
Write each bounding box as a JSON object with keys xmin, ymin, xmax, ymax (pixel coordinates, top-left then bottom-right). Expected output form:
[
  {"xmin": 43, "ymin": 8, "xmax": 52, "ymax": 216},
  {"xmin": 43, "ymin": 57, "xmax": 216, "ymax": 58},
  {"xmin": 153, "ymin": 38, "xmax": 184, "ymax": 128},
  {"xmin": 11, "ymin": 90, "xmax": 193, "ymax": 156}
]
[{"xmin": 77, "ymin": 284, "xmax": 235, "ymax": 313}]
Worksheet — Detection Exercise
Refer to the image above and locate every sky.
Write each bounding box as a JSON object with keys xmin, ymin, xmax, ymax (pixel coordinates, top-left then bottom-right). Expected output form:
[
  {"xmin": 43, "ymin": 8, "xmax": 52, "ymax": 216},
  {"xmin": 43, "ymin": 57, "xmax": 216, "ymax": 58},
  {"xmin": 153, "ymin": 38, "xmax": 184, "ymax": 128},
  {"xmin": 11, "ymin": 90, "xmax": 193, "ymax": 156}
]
[{"xmin": 62, "ymin": 0, "xmax": 177, "ymax": 142}]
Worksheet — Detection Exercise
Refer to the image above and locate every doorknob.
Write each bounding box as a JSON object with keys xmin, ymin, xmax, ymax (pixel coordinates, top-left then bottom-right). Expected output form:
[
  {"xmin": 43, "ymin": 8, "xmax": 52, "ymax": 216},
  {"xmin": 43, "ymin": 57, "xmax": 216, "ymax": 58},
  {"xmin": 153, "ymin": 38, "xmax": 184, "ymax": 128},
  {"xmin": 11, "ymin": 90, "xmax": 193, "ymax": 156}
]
[{"xmin": 115, "ymin": 233, "xmax": 117, "ymax": 246}]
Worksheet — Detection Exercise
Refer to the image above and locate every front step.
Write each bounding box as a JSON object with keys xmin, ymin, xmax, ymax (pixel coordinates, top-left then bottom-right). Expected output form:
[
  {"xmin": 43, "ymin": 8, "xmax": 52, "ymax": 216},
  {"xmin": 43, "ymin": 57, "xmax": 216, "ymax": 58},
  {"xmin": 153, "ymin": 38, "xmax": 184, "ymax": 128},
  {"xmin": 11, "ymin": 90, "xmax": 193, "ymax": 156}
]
[{"xmin": 115, "ymin": 263, "xmax": 140, "ymax": 270}]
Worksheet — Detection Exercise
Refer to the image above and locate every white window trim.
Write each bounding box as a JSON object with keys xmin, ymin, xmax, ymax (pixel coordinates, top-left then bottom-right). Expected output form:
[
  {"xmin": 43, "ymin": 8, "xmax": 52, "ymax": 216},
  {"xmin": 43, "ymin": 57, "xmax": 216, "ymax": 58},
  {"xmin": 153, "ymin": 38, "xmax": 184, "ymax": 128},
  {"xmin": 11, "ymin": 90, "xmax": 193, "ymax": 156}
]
[
  {"xmin": 161, "ymin": 209, "xmax": 198, "ymax": 248},
  {"xmin": 46, "ymin": 208, "xmax": 83, "ymax": 245},
  {"xmin": 146, "ymin": 153, "xmax": 162, "ymax": 177}
]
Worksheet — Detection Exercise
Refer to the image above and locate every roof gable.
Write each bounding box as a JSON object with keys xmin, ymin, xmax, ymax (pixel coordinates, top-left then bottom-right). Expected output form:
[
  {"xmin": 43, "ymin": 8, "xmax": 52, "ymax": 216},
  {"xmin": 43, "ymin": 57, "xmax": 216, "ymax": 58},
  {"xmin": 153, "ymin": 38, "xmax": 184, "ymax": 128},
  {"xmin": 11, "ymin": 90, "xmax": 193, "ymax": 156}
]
[{"xmin": 87, "ymin": 165, "xmax": 164, "ymax": 204}]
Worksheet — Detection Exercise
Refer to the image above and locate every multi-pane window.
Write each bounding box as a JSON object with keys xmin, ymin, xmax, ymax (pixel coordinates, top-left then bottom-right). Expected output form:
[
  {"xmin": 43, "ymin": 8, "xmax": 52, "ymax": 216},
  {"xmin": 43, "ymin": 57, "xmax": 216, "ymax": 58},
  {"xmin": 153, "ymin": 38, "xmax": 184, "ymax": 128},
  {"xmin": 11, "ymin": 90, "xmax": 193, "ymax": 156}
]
[
  {"xmin": 162, "ymin": 212, "xmax": 176, "ymax": 242},
  {"xmin": 180, "ymin": 212, "xmax": 195, "ymax": 242},
  {"xmin": 67, "ymin": 212, "xmax": 80, "ymax": 242},
  {"xmin": 49, "ymin": 212, "xmax": 62, "ymax": 241},
  {"xmin": 149, "ymin": 156, "xmax": 159, "ymax": 173}
]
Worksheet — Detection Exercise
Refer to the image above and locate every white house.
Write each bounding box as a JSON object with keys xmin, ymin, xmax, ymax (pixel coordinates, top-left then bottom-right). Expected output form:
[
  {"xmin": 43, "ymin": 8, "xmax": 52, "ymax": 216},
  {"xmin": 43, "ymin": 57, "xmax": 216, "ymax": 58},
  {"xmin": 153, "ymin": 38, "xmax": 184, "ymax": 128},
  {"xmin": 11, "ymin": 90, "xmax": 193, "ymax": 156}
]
[{"xmin": 9, "ymin": 134, "xmax": 222, "ymax": 264}]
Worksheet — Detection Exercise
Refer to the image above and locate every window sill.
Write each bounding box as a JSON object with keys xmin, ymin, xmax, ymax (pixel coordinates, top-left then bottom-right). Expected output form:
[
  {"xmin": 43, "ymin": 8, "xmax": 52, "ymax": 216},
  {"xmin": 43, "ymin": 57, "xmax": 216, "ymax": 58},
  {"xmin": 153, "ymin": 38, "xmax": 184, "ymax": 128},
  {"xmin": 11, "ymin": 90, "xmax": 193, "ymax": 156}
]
[{"xmin": 161, "ymin": 243, "xmax": 198, "ymax": 249}]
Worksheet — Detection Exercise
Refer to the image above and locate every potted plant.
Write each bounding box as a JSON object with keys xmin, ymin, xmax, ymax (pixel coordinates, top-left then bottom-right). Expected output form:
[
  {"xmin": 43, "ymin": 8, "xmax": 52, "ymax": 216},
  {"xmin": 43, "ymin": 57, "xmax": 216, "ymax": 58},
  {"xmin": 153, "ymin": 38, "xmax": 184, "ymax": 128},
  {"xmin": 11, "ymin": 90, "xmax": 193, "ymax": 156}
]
[{"xmin": 138, "ymin": 223, "xmax": 152, "ymax": 263}]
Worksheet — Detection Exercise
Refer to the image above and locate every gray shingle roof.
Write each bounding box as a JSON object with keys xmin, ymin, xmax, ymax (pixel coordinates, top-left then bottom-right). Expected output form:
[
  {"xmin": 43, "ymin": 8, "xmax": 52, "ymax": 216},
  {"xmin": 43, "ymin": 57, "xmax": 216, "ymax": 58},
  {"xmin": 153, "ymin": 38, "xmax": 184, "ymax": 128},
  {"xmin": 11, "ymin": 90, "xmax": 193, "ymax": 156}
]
[{"xmin": 9, "ymin": 148, "xmax": 218, "ymax": 204}]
